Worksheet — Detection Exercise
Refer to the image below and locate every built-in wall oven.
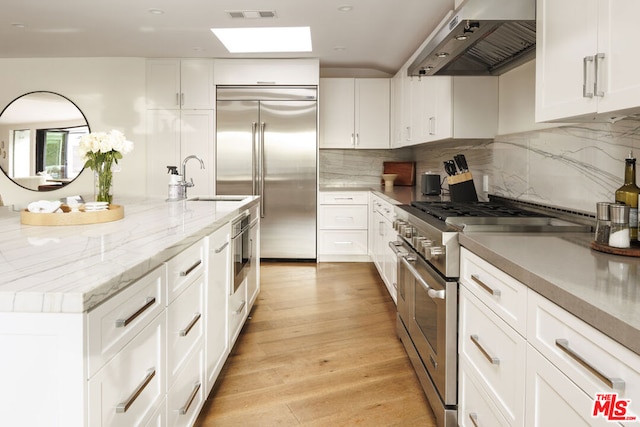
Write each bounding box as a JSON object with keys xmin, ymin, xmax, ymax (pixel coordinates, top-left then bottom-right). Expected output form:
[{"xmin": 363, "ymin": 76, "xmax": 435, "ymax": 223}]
[{"xmin": 231, "ymin": 211, "xmax": 251, "ymax": 295}]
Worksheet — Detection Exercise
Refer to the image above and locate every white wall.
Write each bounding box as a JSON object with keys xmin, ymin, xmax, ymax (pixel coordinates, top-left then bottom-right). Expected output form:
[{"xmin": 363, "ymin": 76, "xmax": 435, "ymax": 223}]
[{"xmin": 0, "ymin": 58, "xmax": 146, "ymax": 207}]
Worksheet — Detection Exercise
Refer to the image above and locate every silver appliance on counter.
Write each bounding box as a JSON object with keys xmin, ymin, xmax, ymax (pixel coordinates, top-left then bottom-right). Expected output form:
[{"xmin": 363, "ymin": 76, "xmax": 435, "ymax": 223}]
[
  {"xmin": 390, "ymin": 198, "xmax": 591, "ymax": 427},
  {"xmin": 216, "ymin": 86, "xmax": 317, "ymax": 260}
]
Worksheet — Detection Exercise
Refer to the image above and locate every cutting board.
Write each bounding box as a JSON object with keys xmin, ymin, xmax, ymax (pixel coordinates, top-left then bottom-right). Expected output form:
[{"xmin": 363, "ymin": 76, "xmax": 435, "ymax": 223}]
[{"xmin": 383, "ymin": 161, "xmax": 415, "ymax": 186}]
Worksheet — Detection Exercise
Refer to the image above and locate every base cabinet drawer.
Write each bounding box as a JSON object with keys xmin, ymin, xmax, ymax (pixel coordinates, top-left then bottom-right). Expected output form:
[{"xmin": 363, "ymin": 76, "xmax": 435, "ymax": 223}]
[
  {"xmin": 459, "ymin": 286, "xmax": 526, "ymax": 425},
  {"xmin": 459, "ymin": 360, "xmax": 510, "ymax": 427},
  {"xmin": 88, "ymin": 312, "xmax": 166, "ymax": 427},
  {"xmin": 526, "ymin": 345, "xmax": 622, "ymax": 427},
  {"xmin": 319, "ymin": 230, "xmax": 368, "ymax": 255},
  {"xmin": 167, "ymin": 345, "xmax": 205, "ymax": 427},
  {"xmin": 228, "ymin": 280, "xmax": 247, "ymax": 347}
]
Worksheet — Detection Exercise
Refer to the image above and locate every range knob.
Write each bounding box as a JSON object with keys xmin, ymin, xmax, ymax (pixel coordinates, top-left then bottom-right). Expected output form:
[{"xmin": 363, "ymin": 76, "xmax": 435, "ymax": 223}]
[
  {"xmin": 393, "ymin": 220, "xmax": 407, "ymax": 232},
  {"xmin": 413, "ymin": 236, "xmax": 426, "ymax": 247},
  {"xmin": 403, "ymin": 226, "xmax": 415, "ymax": 239},
  {"xmin": 425, "ymin": 245, "xmax": 445, "ymax": 261}
]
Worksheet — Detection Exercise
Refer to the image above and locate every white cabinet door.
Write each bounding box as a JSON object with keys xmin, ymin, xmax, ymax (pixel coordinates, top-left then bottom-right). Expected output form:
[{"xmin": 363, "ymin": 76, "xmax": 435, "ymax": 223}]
[
  {"xmin": 247, "ymin": 211, "xmax": 260, "ymax": 308},
  {"xmin": 146, "ymin": 59, "xmax": 214, "ymax": 110},
  {"xmin": 213, "ymin": 58, "xmax": 319, "ymax": 85},
  {"xmin": 526, "ymin": 345, "xmax": 621, "ymax": 427},
  {"xmin": 355, "ymin": 79, "xmax": 390, "ymax": 149},
  {"xmin": 319, "ymin": 78, "xmax": 389, "ymax": 149},
  {"xmin": 319, "ymin": 78, "xmax": 355, "ymax": 148},
  {"xmin": 180, "ymin": 110, "xmax": 214, "ymax": 196},
  {"xmin": 206, "ymin": 225, "xmax": 230, "ymax": 394},
  {"xmin": 390, "ymin": 70, "xmax": 404, "ymax": 148},
  {"xmin": 536, "ymin": 0, "xmax": 640, "ymax": 122},
  {"xmin": 535, "ymin": 0, "xmax": 599, "ymax": 122},
  {"xmin": 179, "ymin": 59, "xmax": 214, "ymax": 110}
]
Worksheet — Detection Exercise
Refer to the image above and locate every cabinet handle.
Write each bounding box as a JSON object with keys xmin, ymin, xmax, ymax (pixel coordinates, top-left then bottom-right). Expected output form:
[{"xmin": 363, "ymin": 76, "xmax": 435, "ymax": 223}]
[
  {"xmin": 180, "ymin": 259, "xmax": 202, "ymax": 276},
  {"xmin": 179, "ymin": 313, "xmax": 202, "ymax": 337},
  {"xmin": 429, "ymin": 116, "xmax": 436, "ymax": 135},
  {"xmin": 351, "ymin": 133, "xmax": 355, "ymax": 146},
  {"xmin": 180, "ymin": 92, "xmax": 184, "ymax": 106},
  {"xmin": 583, "ymin": 56, "xmax": 595, "ymax": 98},
  {"xmin": 470, "ymin": 334, "xmax": 500, "ymax": 365},
  {"xmin": 468, "ymin": 413, "xmax": 479, "ymax": 427},
  {"xmin": 554, "ymin": 339, "xmax": 625, "ymax": 391},
  {"xmin": 116, "ymin": 369, "xmax": 156, "ymax": 413},
  {"xmin": 594, "ymin": 52, "xmax": 605, "ymax": 97},
  {"xmin": 333, "ymin": 197, "xmax": 354, "ymax": 200},
  {"xmin": 176, "ymin": 93, "xmax": 180, "ymax": 106},
  {"xmin": 336, "ymin": 216, "xmax": 354, "ymax": 221},
  {"xmin": 334, "ymin": 241, "xmax": 354, "ymax": 245},
  {"xmin": 214, "ymin": 241, "xmax": 229, "ymax": 253},
  {"xmin": 116, "ymin": 297, "xmax": 156, "ymax": 328},
  {"xmin": 179, "ymin": 382, "xmax": 202, "ymax": 415},
  {"xmin": 234, "ymin": 300, "xmax": 246, "ymax": 315},
  {"xmin": 470, "ymin": 274, "xmax": 501, "ymax": 297},
  {"xmin": 355, "ymin": 133, "xmax": 359, "ymax": 146}
]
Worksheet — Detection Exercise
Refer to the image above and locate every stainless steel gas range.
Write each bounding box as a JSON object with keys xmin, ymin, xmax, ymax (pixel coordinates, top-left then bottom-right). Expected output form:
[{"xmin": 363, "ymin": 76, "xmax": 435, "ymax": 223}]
[{"xmin": 390, "ymin": 199, "xmax": 590, "ymax": 427}]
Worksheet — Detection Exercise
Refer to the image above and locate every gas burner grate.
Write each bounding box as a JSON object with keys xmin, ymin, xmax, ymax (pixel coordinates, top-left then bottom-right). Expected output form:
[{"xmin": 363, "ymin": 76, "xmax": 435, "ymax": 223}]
[{"xmin": 410, "ymin": 201, "xmax": 546, "ymax": 221}]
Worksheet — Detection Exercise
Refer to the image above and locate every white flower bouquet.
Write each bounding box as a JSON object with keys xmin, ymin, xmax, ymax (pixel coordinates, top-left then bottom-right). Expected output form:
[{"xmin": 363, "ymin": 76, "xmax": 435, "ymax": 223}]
[{"xmin": 78, "ymin": 130, "xmax": 134, "ymax": 203}]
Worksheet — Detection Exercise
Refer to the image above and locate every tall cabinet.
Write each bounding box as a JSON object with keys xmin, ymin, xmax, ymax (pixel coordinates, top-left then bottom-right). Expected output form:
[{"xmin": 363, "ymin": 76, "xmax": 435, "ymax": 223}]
[
  {"xmin": 146, "ymin": 59, "xmax": 215, "ymax": 196},
  {"xmin": 536, "ymin": 0, "xmax": 640, "ymax": 122}
]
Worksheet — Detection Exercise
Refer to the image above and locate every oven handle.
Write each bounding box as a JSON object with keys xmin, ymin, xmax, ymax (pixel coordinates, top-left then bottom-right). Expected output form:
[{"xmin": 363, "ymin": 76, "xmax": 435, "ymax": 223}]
[{"xmin": 400, "ymin": 254, "xmax": 432, "ymax": 293}]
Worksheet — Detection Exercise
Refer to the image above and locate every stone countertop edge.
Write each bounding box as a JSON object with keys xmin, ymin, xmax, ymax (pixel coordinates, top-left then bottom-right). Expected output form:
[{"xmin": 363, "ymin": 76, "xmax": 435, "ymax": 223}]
[
  {"xmin": 0, "ymin": 196, "xmax": 260, "ymax": 314},
  {"xmin": 459, "ymin": 233, "xmax": 640, "ymax": 357}
]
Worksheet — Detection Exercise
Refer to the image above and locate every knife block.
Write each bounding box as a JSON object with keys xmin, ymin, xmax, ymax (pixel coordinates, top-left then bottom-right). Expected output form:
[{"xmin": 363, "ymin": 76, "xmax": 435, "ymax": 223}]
[{"xmin": 447, "ymin": 172, "xmax": 478, "ymax": 202}]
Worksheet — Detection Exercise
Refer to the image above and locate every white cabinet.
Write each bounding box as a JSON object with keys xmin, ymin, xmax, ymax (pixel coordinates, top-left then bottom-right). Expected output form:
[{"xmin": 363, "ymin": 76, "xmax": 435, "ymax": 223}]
[
  {"xmin": 369, "ymin": 193, "xmax": 398, "ymax": 302},
  {"xmin": 205, "ymin": 224, "xmax": 230, "ymax": 395},
  {"xmin": 318, "ymin": 191, "xmax": 369, "ymax": 262},
  {"xmin": 461, "ymin": 247, "xmax": 640, "ymax": 427},
  {"xmin": 319, "ymin": 78, "xmax": 390, "ymax": 149},
  {"xmin": 394, "ymin": 74, "xmax": 497, "ymax": 147},
  {"xmin": 536, "ymin": 0, "xmax": 640, "ymax": 122},
  {"xmin": 146, "ymin": 109, "xmax": 214, "ymax": 196},
  {"xmin": 247, "ymin": 204, "xmax": 260, "ymax": 308},
  {"xmin": 146, "ymin": 59, "xmax": 214, "ymax": 110},
  {"xmin": 213, "ymin": 58, "xmax": 319, "ymax": 85}
]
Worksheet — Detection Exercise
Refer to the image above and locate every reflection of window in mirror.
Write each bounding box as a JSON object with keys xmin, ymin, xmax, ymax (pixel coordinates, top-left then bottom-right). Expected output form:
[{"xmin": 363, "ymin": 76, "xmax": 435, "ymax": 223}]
[
  {"xmin": 34, "ymin": 126, "xmax": 88, "ymax": 180},
  {"xmin": 12, "ymin": 129, "xmax": 30, "ymax": 177}
]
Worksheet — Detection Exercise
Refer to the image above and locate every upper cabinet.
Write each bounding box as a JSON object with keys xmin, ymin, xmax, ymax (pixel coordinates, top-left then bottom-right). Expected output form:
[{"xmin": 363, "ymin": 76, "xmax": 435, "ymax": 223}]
[
  {"xmin": 392, "ymin": 71, "xmax": 497, "ymax": 147},
  {"xmin": 213, "ymin": 58, "xmax": 319, "ymax": 85},
  {"xmin": 146, "ymin": 59, "xmax": 214, "ymax": 110},
  {"xmin": 536, "ymin": 0, "xmax": 640, "ymax": 122},
  {"xmin": 319, "ymin": 78, "xmax": 390, "ymax": 149}
]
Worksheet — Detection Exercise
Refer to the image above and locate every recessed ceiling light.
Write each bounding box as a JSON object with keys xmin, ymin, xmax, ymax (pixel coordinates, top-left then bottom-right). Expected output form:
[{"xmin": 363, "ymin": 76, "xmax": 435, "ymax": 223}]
[
  {"xmin": 211, "ymin": 27, "xmax": 312, "ymax": 53},
  {"xmin": 148, "ymin": 8, "xmax": 165, "ymax": 15},
  {"xmin": 338, "ymin": 5, "xmax": 353, "ymax": 12},
  {"xmin": 435, "ymin": 52, "xmax": 449, "ymax": 58},
  {"xmin": 455, "ymin": 34, "xmax": 469, "ymax": 41},
  {"xmin": 333, "ymin": 46, "xmax": 347, "ymax": 51},
  {"xmin": 11, "ymin": 23, "xmax": 26, "ymax": 28}
]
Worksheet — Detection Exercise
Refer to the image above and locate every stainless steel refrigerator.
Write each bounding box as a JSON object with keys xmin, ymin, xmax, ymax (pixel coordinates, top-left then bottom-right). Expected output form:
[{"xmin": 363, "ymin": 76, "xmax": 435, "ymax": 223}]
[{"xmin": 216, "ymin": 86, "xmax": 317, "ymax": 260}]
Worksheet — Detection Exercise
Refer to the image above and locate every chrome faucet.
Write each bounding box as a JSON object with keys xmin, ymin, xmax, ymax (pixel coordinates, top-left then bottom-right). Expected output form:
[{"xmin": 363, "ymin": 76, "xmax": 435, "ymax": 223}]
[{"xmin": 180, "ymin": 155, "xmax": 205, "ymax": 199}]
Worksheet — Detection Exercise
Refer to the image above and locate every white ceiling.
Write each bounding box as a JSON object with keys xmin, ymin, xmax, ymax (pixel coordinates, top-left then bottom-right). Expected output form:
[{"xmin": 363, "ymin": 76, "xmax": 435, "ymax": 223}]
[{"xmin": 0, "ymin": 0, "xmax": 453, "ymax": 76}]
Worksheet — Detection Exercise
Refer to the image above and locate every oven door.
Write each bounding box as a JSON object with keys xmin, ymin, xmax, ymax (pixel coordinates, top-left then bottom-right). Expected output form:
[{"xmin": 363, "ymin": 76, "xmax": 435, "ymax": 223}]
[
  {"xmin": 231, "ymin": 213, "xmax": 250, "ymax": 295},
  {"xmin": 399, "ymin": 250, "xmax": 458, "ymax": 406}
]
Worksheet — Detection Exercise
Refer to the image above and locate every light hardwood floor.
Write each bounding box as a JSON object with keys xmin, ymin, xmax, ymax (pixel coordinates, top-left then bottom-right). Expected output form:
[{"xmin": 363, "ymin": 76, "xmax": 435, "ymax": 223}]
[{"xmin": 195, "ymin": 262, "xmax": 436, "ymax": 427}]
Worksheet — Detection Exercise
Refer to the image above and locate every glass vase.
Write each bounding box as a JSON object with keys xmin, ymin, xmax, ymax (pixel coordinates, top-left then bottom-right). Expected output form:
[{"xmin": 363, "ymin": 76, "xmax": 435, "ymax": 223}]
[{"xmin": 94, "ymin": 161, "xmax": 114, "ymax": 203}]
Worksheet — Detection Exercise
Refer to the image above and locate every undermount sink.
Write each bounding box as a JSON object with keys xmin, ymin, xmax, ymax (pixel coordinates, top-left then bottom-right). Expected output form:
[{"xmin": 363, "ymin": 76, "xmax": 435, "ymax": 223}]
[{"xmin": 187, "ymin": 195, "xmax": 249, "ymax": 202}]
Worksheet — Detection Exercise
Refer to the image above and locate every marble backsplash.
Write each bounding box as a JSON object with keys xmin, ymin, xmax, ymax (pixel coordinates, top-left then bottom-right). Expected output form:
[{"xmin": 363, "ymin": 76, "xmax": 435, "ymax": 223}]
[{"xmin": 320, "ymin": 118, "xmax": 640, "ymax": 214}]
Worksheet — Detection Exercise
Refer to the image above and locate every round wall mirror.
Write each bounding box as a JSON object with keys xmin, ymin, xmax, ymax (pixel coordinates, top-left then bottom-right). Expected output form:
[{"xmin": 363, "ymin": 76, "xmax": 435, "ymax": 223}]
[{"xmin": 0, "ymin": 91, "xmax": 90, "ymax": 191}]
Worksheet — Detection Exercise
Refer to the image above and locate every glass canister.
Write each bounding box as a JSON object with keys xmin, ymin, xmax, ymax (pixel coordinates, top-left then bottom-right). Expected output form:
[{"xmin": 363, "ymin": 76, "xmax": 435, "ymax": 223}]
[
  {"xmin": 595, "ymin": 202, "xmax": 611, "ymax": 244},
  {"xmin": 609, "ymin": 204, "xmax": 631, "ymax": 248}
]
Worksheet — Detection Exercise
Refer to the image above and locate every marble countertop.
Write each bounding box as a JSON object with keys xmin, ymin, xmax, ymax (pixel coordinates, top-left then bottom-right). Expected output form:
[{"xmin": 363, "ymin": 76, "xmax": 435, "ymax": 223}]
[{"xmin": 0, "ymin": 196, "xmax": 259, "ymax": 314}]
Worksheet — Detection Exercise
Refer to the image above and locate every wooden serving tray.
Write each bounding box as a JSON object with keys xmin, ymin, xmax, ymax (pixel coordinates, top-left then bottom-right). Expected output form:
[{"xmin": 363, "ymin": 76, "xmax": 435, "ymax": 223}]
[
  {"xmin": 591, "ymin": 240, "xmax": 640, "ymax": 257},
  {"xmin": 21, "ymin": 204, "xmax": 124, "ymax": 226}
]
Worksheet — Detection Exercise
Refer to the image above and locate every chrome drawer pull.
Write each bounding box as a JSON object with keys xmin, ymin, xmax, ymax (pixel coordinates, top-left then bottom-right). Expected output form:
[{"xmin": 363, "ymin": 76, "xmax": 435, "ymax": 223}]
[
  {"xmin": 116, "ymin": 369, "xmax": 156, "ymax": 413},
  {"xmin": 555, "ymin": 339, "xmax": 625, "ymax": 391},
  {"xmin": 583, "ymin": 55, "xmax": 594, "ymax": 98},
  {"xmin": 234, "ymin": 300, "xmax": 246, "ymax": 315},
  {"xmin": 470, "ymin": 335, "xmax": 500, "ymax": 365},
  {"xmin": 469, "ymin": 412, "xmax": 479, "ymax": 427},
  {"xmin": 116, "ymin": 297, "xmax": 156, "ymax": 328},
  {"xmin": 214, "ymin": 241, "xmax": 229, "ymax": 253},
  {"xmin": 180, "ymin": 259, "xmax": 202, "ymax": 277},
  {"xmin": 179, "ymin": 382, "xmax": 202, "ymax": 415},
  {"xmin": 471, "ymin": 274, "xmax": 501, "ymax": 297},
  {"xmin": 179, "ymin": 313, "xmax": 202, "ymax": 337}
]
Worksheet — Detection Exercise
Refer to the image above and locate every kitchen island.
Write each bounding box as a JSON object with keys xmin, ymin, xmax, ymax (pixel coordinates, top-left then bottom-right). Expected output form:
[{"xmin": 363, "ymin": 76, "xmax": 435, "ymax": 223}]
[{"xmin": 0, "ymin": 196, "xmax": 259, "ymax": 427}]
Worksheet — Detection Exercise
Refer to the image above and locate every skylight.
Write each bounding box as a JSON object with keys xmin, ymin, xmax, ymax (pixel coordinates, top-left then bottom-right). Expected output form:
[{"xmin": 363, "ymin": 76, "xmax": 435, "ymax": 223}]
[{"xmin": 211, "ymin": 27, "xmax": 312, "ymax": 53}]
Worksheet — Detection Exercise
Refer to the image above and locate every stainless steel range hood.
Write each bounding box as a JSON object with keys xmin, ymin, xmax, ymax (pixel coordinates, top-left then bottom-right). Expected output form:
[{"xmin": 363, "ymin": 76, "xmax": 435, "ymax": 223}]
[{"xmin": 408, "ymin": 0, "xmax": 536, "ymax": 77}]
